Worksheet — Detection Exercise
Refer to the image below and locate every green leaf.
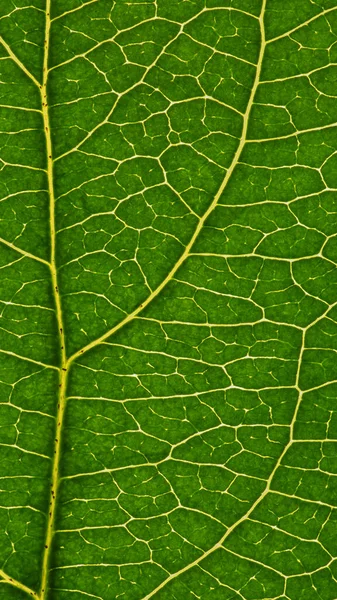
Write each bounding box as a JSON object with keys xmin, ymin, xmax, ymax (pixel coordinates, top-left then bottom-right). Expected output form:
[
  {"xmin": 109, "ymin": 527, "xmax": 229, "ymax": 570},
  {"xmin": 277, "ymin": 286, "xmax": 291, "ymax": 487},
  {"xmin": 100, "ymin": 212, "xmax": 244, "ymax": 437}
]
[{"xmin": 1, "ymin": 1, "xmax": 337, "ymax": 599}]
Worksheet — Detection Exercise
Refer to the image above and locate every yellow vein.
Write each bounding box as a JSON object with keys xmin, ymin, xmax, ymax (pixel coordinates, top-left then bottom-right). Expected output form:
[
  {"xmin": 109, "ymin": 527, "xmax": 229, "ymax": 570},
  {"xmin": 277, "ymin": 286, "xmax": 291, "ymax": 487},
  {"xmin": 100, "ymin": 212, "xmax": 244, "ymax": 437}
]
[
  {"xmin": 0, "ymin": 236, "xmax": 50, "ymax": 266},
  {"xmin": 266, "ymin": 6, "xmax": 337, "ymax": 44},
  {"xmin": 0, "ymin": 569, "xmax": 39, "ymax": 598},
  {"xmin": 51, "ymin": 0, "xmax": 99, "ymax": 22},
  {"xmin": 0, "ymin": 349, "xmax": 58, "ymax": 370},
  {"xmin": 0, "ymin": 36, "xmax": 40, "ymax": 88},
  {"xmin": 39, "ymin": 2, "xmax": 67, "ymax": 599},
  {"xmin": 0, "ymin": 104, "xmax": 42, "ymax": 113},
  {"xmin": 246, "ymin": 119, "xmax": 337, "ymax": 143},
  {"xmin": 68, "ymin": 0, "xmax": 266, "ymax": 366}
]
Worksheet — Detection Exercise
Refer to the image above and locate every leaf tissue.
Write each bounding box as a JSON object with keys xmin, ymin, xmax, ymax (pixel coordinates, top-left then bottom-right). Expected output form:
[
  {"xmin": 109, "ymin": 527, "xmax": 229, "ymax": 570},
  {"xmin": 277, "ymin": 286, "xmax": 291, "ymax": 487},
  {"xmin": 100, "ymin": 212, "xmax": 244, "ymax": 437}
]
[{"xmin": 1, "ymin": 0, "xmax": 337, "ymax": 598}]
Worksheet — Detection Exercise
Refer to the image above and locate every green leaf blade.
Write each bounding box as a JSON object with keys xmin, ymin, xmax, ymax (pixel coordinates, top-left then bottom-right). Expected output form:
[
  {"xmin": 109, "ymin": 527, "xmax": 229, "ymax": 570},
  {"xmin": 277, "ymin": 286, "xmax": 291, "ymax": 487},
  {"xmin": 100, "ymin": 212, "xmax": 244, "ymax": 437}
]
[{"xmin": 1, "ymin": 1, "xmax": 337, "ymax": 599}]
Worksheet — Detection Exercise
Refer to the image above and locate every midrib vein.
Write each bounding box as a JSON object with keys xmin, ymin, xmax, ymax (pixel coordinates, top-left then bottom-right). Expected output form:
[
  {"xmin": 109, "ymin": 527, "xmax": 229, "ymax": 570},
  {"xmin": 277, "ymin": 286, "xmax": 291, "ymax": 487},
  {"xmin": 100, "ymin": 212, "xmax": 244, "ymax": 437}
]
[{"xmin": 40, "ymin": 2, "xmax": 67, "ymax": 598}]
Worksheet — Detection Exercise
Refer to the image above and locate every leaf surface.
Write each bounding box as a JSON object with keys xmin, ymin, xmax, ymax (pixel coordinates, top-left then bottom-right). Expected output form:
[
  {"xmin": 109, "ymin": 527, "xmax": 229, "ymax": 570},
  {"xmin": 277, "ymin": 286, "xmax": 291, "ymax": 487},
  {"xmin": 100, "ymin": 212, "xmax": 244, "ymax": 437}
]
[{"xmin": 1, "ymin": 1, "xmax": 337, "ymax": 599}]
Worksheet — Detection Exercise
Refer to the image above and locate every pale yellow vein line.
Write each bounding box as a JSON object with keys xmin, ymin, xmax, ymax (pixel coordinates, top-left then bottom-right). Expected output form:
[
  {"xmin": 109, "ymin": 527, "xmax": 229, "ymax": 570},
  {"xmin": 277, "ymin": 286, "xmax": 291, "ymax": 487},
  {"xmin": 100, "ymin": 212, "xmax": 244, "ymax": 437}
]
[
  {"xmin": 0, "ymin": 104, "xmax": 42, "ymax": 113},
  {"xmin": 0, "ymin": 36, "xmax": 40, "ymax": 88},
  {"xmin": 0, "ymin": 236, "xmax": 51, "ymax": 266},
  {"xmin": 266, "ymin": 5, "xmax": 337, "ymax": 44},
  {"xmin": 51, "ymin": 0, "xmax": 99, "ymax": 22},
  {"xmin": 246, "ymin": 119, "xmax": 337, "ymax": 143},
  {"xmin": 68, "ymin": 0, "xmax": 266, "ymax": 367},
  {"xmin": 0, "ymin": 349, "xmax": 58, "ymax": 370},
  {"xmin": 0, "ymin": 569, "xmax": 39, "ymax": 598},
  {"xmin": 39, "ymin": 2, "xmax": 67, "ymax": 599}
]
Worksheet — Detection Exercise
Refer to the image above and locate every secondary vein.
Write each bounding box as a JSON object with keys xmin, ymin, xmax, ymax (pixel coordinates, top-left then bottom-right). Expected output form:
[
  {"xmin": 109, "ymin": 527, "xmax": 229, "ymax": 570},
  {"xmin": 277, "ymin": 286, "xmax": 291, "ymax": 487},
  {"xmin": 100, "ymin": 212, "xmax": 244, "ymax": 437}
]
[
  {"xmin": 0, "ymin": 236, "xmax": 51, "ymax": 266},
  {"xmin": 67, "ymin": 0, "xmax": 266, "ymax": 367},
  {"xmin": 0, "ymin": 36, "xmax": 40, "ymax": 88},
  {"xmin": 0, "ymin": 569, "xmax": 39, "ymax": 598}
]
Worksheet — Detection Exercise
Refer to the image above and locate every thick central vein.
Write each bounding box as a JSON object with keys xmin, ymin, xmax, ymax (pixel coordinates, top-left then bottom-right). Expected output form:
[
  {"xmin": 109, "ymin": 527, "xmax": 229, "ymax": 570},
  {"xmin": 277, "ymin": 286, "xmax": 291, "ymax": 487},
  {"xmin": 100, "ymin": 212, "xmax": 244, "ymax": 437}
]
[{"xmin": 40, "ymin": 2, "xmax": 67, "ymax": 598}]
